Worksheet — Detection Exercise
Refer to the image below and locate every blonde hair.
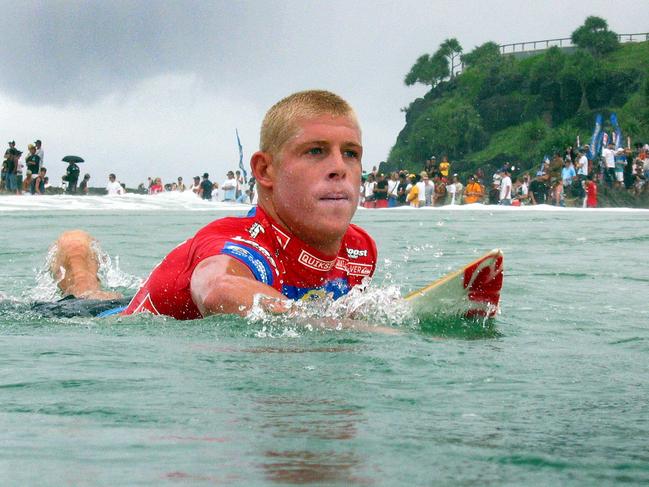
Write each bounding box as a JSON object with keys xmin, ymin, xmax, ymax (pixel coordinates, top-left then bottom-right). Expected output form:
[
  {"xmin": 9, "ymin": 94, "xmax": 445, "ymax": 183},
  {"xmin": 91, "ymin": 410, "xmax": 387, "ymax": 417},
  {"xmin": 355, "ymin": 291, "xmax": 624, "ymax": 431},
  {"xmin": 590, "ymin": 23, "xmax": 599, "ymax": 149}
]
[{"xmin": 260, "ymin": 90, "xmax": 360, "ymax": 158}]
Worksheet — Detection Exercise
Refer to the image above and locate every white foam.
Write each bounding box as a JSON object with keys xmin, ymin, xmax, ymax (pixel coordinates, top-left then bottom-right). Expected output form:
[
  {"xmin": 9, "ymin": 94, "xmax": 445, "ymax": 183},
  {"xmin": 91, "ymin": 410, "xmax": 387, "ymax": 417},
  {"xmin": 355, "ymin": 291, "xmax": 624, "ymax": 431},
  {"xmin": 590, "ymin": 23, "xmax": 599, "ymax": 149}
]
[
  {"xmin": 357, "ymin": 203, "xmax": 649, "ymax": 212},
  {"xmin": 0, "ymin": 191, "xmax": 253, "ymax": 212}
]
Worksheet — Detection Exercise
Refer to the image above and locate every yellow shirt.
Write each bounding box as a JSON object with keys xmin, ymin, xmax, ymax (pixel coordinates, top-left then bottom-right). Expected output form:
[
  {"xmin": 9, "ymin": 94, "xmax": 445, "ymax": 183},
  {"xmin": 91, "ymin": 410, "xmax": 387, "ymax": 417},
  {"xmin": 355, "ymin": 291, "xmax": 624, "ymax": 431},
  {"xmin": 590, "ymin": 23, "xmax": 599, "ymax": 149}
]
[
  {"xmin": 439, "ymin": 161, "xmax": 450, "ymax": 177},
  {"xmin": 464, "ymin": 182, "xmax": 484, "ymax": 204},
  {"xmin": 407, "ymin": 185, "xmax": 419, "ymax": 207}
]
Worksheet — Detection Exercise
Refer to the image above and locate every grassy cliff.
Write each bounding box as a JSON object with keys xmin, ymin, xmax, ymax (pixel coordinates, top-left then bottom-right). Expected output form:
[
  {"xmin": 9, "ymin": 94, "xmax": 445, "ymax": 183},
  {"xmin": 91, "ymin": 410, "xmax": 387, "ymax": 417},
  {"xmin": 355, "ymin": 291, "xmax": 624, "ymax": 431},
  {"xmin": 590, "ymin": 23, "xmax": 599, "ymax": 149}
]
[{"xmin": 386, "ymin": 40, "xmax": 649, "ymax": 179}]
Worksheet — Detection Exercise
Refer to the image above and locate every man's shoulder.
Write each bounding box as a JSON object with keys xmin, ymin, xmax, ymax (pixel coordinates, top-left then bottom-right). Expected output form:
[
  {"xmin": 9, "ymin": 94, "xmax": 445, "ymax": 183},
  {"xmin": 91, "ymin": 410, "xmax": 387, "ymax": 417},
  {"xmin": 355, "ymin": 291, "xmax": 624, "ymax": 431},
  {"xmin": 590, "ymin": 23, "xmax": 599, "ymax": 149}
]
[
  {"xmin": 194, "ymin": 212, "xmax": 272, "ymax": 247},
  {"xmin": 344, "ymin": 224, "xmax": 377, "ymax": 254}
]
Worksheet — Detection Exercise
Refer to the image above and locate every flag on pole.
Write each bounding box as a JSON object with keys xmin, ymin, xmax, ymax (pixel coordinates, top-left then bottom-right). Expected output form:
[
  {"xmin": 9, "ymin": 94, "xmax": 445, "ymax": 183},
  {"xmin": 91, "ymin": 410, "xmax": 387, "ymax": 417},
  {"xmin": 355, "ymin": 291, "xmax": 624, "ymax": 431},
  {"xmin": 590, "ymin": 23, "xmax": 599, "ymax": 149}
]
[
  {"xmin": 610, "ymin": 113, "xmax": 622, "ymax": 150},
  {"xmin": 236, "ymin": 129, "xmax": 247, "ymax": 182}
]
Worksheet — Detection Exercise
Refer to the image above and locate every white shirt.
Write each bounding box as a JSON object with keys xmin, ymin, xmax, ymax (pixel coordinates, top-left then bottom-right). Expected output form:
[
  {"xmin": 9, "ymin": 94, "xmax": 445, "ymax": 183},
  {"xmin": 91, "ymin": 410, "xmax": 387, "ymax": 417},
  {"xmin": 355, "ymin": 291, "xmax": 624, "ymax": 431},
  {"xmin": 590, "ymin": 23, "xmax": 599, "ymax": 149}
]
[
  {"xmin": 602, "ymin": 148, "xmax": 615, "ymax": 168},
  {"xmin": 364, "ymin": 181, "xmax": 376, "ymax": 198},
  {"xmin": 446, "ymin": 183, "xmax": 456, "ymax": 205},
  {"xmin": 387, "ymin": 179, "xmax": 398, "ymax": 197},
  {"xmin": 416, "ymin": 181, "xmax": 426, "ymax": 202},
  {"xmin": 578, "ymin": 155, "xmax": 589, "ymax": 176},
  {"xmin": 35, "ymin": 148, "xmax": 44, "ymax": 164},
  {"xmin": 106, "ymin": 180, "xmax": 124, "ymax": 195},
  {"xmin": 499, "ymin": 176, "xmax": 512, "ymax": 200}
]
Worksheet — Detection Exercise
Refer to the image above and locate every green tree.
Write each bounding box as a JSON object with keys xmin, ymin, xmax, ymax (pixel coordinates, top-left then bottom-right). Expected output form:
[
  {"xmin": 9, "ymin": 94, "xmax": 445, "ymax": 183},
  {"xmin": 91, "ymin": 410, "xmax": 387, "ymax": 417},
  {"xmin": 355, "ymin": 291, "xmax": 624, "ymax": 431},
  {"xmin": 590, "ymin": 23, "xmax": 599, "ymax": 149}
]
[
  {"xmin": 460, "ymin": 42, "xmax": 501, "ymax": 69},
  {"xmin": 439, "ymin": 38, "xmax": 463, "ymax": 78},
  {"xmin": 404, "ymin": 52, "xmax": 449, "ymax": 87},
  {"xmin": 569, "ymin": 50, "xmax": 597, "ymax": 113},
  {"xmin": 571, "ymin": 16, "xmax": 619, "ymax": 56}
]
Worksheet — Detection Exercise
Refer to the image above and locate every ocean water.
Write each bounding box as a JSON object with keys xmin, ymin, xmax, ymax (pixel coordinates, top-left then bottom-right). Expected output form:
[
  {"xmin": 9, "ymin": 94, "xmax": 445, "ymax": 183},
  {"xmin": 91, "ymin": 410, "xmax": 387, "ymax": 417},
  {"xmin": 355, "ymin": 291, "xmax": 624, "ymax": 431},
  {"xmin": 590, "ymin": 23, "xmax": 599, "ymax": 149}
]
[{"xmin": 1, "ymin": 193, "xmax": 648, "ymax": 486}]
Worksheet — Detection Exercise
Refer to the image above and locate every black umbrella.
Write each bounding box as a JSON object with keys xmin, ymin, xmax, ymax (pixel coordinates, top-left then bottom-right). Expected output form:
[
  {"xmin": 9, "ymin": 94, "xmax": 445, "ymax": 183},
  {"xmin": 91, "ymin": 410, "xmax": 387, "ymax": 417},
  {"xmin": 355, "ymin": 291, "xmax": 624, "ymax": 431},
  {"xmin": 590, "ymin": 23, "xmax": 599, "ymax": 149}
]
[{"xmin": 62, "ymin": 155, "xmax": 84, "ymax": 163}]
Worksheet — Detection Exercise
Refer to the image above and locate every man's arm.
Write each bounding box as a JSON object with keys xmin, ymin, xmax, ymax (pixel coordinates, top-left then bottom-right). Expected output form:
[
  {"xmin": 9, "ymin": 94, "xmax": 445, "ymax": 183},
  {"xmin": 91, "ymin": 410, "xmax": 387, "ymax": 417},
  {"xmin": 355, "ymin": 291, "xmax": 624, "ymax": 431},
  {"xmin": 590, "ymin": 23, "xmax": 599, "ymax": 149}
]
[{"xmin": 190, "ymin": 254, "xmax": 289, "ymax": 316}]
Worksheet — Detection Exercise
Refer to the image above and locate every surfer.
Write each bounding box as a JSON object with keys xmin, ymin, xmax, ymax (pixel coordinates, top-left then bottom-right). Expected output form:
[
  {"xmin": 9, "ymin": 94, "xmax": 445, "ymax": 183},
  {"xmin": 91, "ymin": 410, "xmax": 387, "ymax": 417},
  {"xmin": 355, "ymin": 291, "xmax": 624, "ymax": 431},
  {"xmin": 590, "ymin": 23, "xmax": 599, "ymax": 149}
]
[{"xmin": 45, "ymin": 90, "xmax": 379, "ymax": 321}]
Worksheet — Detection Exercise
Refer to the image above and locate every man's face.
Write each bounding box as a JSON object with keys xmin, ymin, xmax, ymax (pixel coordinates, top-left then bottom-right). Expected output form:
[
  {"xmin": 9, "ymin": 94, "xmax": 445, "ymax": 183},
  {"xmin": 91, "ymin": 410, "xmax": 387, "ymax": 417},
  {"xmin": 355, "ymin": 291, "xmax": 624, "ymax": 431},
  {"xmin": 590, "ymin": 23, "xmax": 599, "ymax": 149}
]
[{"xmin": 269, "ymin": 114, "xmax": 362, "ymax": 248}]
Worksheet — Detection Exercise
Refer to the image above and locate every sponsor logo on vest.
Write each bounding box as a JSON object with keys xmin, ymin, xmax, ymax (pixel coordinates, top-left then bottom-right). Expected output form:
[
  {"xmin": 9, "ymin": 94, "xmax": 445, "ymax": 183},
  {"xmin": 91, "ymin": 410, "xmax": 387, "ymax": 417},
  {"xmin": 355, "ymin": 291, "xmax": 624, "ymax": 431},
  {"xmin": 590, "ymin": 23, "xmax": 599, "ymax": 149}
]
[
  {"xmin": 346, "ymin": 247, "xmax": 368, "ymax": 259},
  {"xmin": 297, "ymin": 250, "xmax": 335, "ymax": 272},
  {"xmin": 272, "ymin": 225, "xmax": 291, "ymax": 249},
  {"xmin": 346, "ymin": 262, "xmax": 373, "ymax": 276},
  {"xmin": 133, "ymin": 293, "xmax": 161, "ymax": 315},
  {"xmin": 231, "ymin": 236, "xmax": 279, "ymax": 275},
  {"xmin": 247, "ymin": 222, "xmax": 265, "ymax": 239}
]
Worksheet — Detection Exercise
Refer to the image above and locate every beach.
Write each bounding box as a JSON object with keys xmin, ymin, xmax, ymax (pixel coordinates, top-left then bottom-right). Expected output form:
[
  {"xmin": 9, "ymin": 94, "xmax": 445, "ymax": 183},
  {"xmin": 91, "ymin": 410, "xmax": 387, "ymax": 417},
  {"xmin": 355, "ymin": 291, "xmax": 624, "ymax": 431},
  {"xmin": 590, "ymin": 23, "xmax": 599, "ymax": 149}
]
[{"xmin": 1, "ymin": 195, "xmax": 648, "ymax": 485}]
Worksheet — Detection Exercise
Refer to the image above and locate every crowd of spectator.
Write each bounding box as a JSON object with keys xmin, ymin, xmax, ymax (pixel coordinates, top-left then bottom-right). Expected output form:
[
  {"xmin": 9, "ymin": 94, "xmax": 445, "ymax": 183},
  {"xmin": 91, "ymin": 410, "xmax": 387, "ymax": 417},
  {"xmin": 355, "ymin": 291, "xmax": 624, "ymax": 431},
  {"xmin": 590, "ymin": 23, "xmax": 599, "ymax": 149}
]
[
  {"xmin": 4, "ymin": 138, "xmax": 648, "ymax": 208},
  {"xmin": 363, "ymin": 144, "xmax": 649, "ymax": 209},
  {"xmin": 136, "ymin": 169, "xmax": 256, "ymax": 203},
  {"xmin": 1, "ymin": 139, "xmax": 47, "ymax": 194}
]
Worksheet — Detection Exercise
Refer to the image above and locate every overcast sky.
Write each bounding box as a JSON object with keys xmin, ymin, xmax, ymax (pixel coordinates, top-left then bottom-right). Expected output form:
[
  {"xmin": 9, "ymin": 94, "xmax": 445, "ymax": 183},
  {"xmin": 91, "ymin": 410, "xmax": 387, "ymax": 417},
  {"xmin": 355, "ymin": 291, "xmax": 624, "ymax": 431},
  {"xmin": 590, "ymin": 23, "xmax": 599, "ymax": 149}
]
[{"xmin": 1, "ymin": 0, "xmax": 647, "ymax": 187}]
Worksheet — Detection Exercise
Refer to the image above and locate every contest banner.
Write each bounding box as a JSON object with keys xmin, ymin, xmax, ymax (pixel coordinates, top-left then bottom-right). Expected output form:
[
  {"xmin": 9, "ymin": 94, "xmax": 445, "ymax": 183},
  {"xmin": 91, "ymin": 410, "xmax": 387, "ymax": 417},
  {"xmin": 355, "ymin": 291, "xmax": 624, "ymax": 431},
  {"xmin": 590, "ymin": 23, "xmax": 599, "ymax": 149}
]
[{"xmin": 589, "ymin": 114, "xmax": 602, "ymax": 160}]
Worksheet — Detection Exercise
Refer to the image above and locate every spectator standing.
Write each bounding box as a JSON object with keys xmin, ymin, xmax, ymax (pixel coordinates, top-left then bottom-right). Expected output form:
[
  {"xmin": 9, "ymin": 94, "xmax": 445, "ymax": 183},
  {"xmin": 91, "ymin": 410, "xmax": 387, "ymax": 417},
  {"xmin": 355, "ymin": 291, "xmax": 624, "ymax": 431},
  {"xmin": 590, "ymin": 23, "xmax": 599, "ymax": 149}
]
[
  {"xmin": 439, "ymin": 156, "xmax": 450, "ymax": 179},
  {"xmin": 585, "ymin": 175, "xmax": 598, "ymax": 208},
  {"xmin": 190, "ymin": 176, "xmax": 201, "ymax": 194},
  {"xmin": 576, "ymin": 149, "xmax": 589, "ymax": 179},
  {"xmin": 363, "ymin": 173, "xmax": 376, "ymax": 208},
  {"xmin": 34, "ymin": 140, "xmax": 44, "ymax": 165},
  {"xmin": 176, "ymin": 177, "xmax": 186, "ymax": 192},
  {"xmin": 423, "ymin": 172, "xmax": 434, "ymax": 206},
  {"xmin": 64, "ymin": 161, "xmax": 80, "ymax": 194},
  {"xmin": 25, "ymin": 144, "xmax": 40, "ymax": 174},
  {"xmin": 221, "ymin": 171, "xmax": 236, "ymax": 201},
  {"xmin": 373, "ymin": 173, "xmax": 388, "ymax": 208},
  {"xmin": 199, "ymin": 173, "xmax": 213, "ymax": 201},
  {"xmin": 15, "ymin": 149, "xmax": 25, "ymax": 193},
  {"xmin": 464, "ymin": 175, "xmax": 484, "ymax": 204},
  {"xmin": 406, "ymin": 174, "xmax": 420, "ymax": 207},
  {"xmin": 614, "ymin": 148, "xmax": 627, "ymax": 188},
  {"xmin": 452, "ymin": 175, "xmax": 463, "ymax": 204},
  {"xmin": 602, "ymin": 143, "xmax": 616, "ymax": 187},
  {"xmin": 396, "ymin": 173, "xmax": 408, "ymax": 206},
  {"xmin": 433, "ymin": 174, "xmax": 446, "ymax": 206},
  {"xmin": 79, "ymin": 174, "xmax": 91, "ymax": 194},
  {"xmin": 247, "ymin": 176, "xmax": 257, "ymax": 204},
  {"xmin": 561, "ymin": 159, "xmax": 576, "ymax": 187},
  {"xmin": 235, "ymin": 170, "xmax": 245, "ymax": 200},
  {"xmin": 149, "ymin": 178, "xmax": 163, "ymax": 194},
  {"xmin": 32, "ymin": 167, "xmax": 47, "ymax": 195},
  {"xmin": 387, "ymin": 172, "xmax": 399, "ymax": 207},
  {"xmin": 4, "ymin": 148, "xmax": 19, "ymax": 194},
  {"xmin": 529, "ymin": 172, "xmax": 547, "ymax": 205},
  {"xmin": 499, "ymin": 168, "xmax": 512, "ymax": 205},
  {"xmin": 416, "ymin": 172, "xmax": 426, "ymax": 207},
  {"xmin": 106, "ymin": 173, "xmax": 124, "ymax": 195},
  {"xmin": 446, "ymin": 177, "xmax": 457, "ymax": 205}
]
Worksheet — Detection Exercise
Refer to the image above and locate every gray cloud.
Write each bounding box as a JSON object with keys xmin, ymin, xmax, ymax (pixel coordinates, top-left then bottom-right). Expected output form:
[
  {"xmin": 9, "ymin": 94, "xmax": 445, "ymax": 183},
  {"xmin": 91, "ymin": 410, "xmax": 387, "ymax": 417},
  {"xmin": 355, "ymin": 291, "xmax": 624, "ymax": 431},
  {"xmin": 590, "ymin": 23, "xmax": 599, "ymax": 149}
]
[{"xmin": 0, "ymin": 0, "xmax": 646, "ymax": 185}]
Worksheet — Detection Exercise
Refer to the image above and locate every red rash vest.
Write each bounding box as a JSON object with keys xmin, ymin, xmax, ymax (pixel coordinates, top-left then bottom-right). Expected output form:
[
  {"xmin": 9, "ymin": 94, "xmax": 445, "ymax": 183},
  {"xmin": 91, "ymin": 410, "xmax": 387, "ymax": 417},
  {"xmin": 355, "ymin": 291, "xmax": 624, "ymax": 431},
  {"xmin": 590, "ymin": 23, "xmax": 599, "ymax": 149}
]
[{"xmin": 121, "ymin": 206, "xmax": 377, "ymax": 319}]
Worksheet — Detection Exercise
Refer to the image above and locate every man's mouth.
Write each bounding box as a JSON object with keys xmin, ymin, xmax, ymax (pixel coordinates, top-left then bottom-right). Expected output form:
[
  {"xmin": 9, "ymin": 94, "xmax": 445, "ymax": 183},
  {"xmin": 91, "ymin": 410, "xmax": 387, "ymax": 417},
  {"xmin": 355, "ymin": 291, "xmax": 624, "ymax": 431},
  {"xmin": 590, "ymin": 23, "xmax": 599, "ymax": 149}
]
[{"xmin": 319, "ymin": 192, "xmax": 350, "ymax": 201}]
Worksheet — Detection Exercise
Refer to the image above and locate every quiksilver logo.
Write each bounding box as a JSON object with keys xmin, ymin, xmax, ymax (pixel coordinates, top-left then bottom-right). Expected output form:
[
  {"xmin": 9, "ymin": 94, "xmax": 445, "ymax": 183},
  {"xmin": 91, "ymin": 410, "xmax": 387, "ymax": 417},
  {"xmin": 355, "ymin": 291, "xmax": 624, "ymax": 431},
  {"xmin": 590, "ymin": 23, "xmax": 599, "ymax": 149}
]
[{"xmin": 297, "ymin": 250, "xmax": 335, "ymax": 272}]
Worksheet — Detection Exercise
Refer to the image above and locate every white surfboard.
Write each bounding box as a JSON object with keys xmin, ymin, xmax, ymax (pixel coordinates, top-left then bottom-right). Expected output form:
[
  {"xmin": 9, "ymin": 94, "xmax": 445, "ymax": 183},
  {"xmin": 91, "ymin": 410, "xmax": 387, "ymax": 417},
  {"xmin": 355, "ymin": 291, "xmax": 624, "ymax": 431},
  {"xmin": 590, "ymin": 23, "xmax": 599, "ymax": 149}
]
[{"xmin": 404, "ymin": 249, "xmax": 504, "ymax": 320}]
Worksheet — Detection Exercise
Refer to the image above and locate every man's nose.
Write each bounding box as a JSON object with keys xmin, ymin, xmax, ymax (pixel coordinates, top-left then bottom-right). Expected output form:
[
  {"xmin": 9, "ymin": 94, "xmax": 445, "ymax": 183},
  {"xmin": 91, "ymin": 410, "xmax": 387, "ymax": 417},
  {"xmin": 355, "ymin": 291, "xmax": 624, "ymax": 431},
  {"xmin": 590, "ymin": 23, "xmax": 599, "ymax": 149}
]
[{"xmin": 327, "ymin": 149, "xmax": 347, "ymax": 179}]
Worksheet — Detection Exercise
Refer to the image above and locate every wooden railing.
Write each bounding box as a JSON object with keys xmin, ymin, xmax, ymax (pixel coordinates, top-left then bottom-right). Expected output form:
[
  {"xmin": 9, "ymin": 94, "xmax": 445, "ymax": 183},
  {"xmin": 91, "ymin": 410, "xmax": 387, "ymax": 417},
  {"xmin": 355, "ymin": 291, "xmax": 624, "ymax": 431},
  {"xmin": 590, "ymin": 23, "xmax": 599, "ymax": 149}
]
[{"xmin": 499, "ymin": 32, "xmax": 649, "ymax": 54}]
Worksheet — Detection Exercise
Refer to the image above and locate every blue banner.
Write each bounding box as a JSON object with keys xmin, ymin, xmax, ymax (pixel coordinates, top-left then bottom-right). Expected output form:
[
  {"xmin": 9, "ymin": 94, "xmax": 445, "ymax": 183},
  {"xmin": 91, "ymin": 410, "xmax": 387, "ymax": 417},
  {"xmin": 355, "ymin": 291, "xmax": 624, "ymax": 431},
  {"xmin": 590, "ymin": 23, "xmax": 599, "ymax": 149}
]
[
  {"xmin": 610, "ymin": 113, "xmax": 622, "ymax": 150},
  {"xmin": 236, "ymin": 129, "xmax": 247, "ymax": 182},
  {"xmin": 588, "ymin": 114, "xmax": 602, "ymax": 160}
]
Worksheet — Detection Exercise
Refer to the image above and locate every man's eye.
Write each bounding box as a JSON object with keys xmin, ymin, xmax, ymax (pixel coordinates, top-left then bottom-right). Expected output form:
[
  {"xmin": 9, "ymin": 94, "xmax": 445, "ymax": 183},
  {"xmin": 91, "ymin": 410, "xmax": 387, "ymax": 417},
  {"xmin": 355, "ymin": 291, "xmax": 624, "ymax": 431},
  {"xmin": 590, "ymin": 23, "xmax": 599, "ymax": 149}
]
[
  {"xmin": 344, "ymin": 150, "xmax": 360, "ymax": 159},
  {"xmin": 307, "ymin": 147, "xmax": 324, "ymax": 155}
]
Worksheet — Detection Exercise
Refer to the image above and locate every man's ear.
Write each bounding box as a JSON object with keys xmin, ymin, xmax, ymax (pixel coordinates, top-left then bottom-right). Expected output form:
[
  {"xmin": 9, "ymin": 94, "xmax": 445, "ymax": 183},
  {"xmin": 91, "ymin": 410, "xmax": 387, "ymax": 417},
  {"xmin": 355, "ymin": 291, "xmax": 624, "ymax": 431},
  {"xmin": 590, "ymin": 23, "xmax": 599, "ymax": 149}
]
[{"xmin": 251, "ymin": 151, "xmax": 275, "ymax": 189}]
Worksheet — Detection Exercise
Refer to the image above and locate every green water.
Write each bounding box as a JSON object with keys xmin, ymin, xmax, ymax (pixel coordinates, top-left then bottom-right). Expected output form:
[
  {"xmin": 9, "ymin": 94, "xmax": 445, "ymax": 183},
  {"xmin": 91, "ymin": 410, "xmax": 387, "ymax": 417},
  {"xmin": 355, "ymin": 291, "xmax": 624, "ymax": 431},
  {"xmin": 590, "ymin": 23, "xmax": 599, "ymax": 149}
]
[{"xmin": 1, "ymin": 208, "xmax": 648, "ymax": 486}]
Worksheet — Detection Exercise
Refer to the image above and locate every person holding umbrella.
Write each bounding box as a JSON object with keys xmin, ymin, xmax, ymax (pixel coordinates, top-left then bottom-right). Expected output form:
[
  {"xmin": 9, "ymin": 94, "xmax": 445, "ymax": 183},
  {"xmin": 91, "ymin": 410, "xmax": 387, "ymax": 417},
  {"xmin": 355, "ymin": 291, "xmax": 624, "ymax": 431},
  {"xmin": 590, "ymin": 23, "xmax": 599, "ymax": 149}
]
[{"xmin": 62, "ymin": 155, "xmax": 83, "ymax": 194}]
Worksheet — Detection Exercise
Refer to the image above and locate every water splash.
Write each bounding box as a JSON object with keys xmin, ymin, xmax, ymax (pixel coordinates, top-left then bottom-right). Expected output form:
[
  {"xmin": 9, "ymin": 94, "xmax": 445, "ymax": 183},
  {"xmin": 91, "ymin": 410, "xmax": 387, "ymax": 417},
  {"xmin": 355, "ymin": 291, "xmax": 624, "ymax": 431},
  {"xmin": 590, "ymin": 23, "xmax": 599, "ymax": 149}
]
[
  {"xmin": 25, "ymin": 240, "xmax": 140, "ymax": 303},
  {"xmin": 245, "ymin": 282, "xmax": 414, "ymax": 335}
]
